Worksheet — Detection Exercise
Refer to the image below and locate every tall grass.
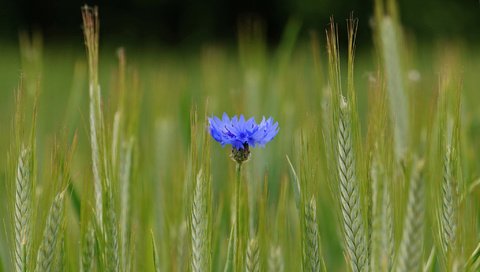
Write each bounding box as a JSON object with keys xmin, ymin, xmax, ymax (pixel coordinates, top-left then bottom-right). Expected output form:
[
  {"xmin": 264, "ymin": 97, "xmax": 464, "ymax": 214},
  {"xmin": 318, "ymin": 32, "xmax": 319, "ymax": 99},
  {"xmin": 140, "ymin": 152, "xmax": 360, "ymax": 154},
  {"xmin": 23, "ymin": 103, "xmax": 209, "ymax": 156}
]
[{"xmin": 1, "ymin": 2, "xmax": 480, "ymax": 272}]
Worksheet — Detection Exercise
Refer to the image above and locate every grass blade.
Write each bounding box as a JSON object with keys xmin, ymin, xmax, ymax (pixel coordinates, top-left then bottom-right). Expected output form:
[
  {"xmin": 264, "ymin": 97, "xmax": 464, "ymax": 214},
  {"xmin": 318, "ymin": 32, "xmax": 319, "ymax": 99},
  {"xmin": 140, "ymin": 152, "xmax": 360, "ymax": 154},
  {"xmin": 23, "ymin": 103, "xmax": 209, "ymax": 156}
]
[{"xmin": 151, "ymin": 230, "xmax": 161, "ymax": 272}]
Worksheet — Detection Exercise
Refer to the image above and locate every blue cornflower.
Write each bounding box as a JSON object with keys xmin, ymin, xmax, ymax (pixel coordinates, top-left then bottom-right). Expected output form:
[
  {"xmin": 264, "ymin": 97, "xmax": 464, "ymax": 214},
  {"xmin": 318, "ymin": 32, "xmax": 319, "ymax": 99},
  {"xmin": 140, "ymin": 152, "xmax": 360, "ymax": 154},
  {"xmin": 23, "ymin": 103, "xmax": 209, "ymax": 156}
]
[{"xmin": 208, "ymin": 113, "xmax": 279, "ymax": 163}]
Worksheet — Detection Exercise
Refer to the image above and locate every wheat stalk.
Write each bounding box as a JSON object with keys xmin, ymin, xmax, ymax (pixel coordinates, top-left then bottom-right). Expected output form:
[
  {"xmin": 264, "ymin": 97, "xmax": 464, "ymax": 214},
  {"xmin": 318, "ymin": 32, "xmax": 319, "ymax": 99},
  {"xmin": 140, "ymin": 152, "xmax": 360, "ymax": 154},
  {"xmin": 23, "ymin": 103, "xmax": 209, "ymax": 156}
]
[
  {"xmin": 370, "ymin": 156, "xmax": 380, "ymax": 272},
  {"xmin": 268, "ymin": 245, "xmax": 284, "ymax": 272},
  {"xmin": 82, "ymin": 5, "xmax": 104, "ymax": 227},
  {"xmin": 441, "ymin": 146, "xmax": 458, "ymax": 256},
  {"xmin": 191, "ymin": 169, "xmax": 210, "ymax": 272},
  {"xmin": 303, "ymin": 196, "xmax": 320, "ymax": 272},
  {"xmin": 81, "ymin": 222, "xmax": 95, "ymax": 272},
  {"xmin": 105, "ymin": 183, "xmax": 119, "ymax": 272},
  {"xmin": 234, "ymin": 163, "xmax": 243, "ymax": 272},
  {"xmin": 370, "ymin": 153, "xmax": 394, "ymax": 272},
  {"xmin": 246, "ymin": 238, "xmax": 259, "ymax": 272},
  {"xmin": 337, "ymin": 97, "xmax": 367, "ymax": 272},
  {"xmin": 119, "ymin": 138, "xmax": 134, "ymax": 270},
  {"xmin": 53, "ymin": 235, "xmax": 65, "ymax": 272},
  {"xmin": 381, "ymin": 173, "xmax": 394, "ymax": 271},
  {"xmin": 34, "ymin": 191, "xmax": 65, "ymax": 272},
  {"xmin": 395, "ymin": 160, "xmax": 425, "ymax": 272},
  {"xmin": 14, "ymin": 146, "xmax": 32, "ymax": 272},
  {"xmin": 379, "ymin": 17, "xmax": 408, "ymax": 160}
]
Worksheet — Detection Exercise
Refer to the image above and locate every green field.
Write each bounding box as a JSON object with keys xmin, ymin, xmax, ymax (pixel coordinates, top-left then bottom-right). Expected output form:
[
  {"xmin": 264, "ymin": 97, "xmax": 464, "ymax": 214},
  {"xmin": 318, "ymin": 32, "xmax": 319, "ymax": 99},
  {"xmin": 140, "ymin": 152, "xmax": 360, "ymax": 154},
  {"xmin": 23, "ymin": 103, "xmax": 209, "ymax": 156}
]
[{"xmin": 1, "ymin": 4, "xmax": 480, "ymax": 272}]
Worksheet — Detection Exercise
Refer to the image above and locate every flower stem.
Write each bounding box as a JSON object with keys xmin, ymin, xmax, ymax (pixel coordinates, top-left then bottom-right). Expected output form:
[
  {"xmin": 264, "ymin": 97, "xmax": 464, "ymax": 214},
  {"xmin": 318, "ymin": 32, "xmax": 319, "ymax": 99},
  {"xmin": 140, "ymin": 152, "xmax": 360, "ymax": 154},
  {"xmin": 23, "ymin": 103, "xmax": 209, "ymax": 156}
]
[{"xmin": 234, "ymin": 162, "xmax": 242, "ymax": 272}]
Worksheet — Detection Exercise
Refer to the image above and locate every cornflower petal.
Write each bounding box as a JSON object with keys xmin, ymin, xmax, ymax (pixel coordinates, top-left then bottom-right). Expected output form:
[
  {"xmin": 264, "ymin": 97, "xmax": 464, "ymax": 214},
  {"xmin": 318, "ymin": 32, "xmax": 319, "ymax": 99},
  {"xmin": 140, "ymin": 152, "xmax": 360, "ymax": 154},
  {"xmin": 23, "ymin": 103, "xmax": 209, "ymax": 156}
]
[{"xmin": 208, "ymin": 113, "xmax": 279, "ymax": 151}]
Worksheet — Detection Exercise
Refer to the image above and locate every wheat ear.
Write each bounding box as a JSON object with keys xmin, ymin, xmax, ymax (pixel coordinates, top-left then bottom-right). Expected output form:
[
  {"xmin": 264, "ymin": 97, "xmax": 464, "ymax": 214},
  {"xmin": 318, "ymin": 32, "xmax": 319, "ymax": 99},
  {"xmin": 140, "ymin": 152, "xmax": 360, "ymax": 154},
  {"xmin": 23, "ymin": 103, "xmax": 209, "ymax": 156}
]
[
  {"xmin": 370, "ymin": 153, "xmax": 394, "ymax": 271},
  {"xmin": 441, "ymin": 146, "xmax": 458, "ymax": 256},
  {"xmin": 105, "ymin": 183, "xmax": 119, "ymax": 272},
  {"xmin": 81, "ymin": 222, "xmax": 95, "ymax": 272},
  {"xmin": 34, "ymin": 191, "xmax": 66, "ymax": 272},
  {"xmin": 337, "ymin": 97, "xmax": 367, "ymax": 272},
  {"xmin": 246, "ymin": 238, "xmax": 259, "ymax": 272},
  {"xmin": 303, "ymin": 196, "xmax": 321, "ymax": 271},
  {"xmin": 14, "ymin": 147, "xmax": 32, "ymax": 272},
  {"xmin": 395, "ymin": 161, "xmax": 425, "ymax": 272},
  {"xmin": 191, "ymin": 170, "xmax": 210, "ymax": 272}
]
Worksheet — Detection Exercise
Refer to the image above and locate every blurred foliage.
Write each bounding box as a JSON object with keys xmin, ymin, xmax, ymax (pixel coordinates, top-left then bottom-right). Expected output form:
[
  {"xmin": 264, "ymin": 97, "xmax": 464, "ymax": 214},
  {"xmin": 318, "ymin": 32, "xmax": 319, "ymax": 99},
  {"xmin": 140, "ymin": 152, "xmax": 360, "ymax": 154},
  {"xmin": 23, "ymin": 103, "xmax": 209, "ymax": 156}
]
[
  {"xmin": 0, "ymin": 0, "xmax": 479, "ymax": 46},
  {"xmin": 1, "ymin": 2, "xmax": 480, "ymax": 269}
]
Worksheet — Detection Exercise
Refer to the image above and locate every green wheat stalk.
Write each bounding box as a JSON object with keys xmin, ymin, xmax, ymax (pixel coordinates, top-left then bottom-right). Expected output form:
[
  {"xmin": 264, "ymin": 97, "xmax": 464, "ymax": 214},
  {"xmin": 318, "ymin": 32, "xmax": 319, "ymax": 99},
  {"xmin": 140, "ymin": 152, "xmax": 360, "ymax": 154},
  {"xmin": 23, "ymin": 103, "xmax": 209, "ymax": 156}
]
[
  {"xmin": 104, "ymin": 183, "xmax": 119, "ymax": 272},
  {"xmin": 441, "ymin": 146, "xmax": 458, "ymax": 257},
  {"xmin": 234, "ymin": 163, "xmax": 243, "ymax": 272},
  {"xmin": 370, "ymin": 152, "xmax": 394, "ymax": 272},
  {"xmin": 14, "ymin": 146, "xmax": 32, "ymax": 272},
  {"xmin": 119, "ymin": 138, "xmax": 134, "ymax": 271},
  {"xmin": 82, "ymin": 5, "xmax": 104, "ymax": 227},
  {"xmin": 34, "ymin": 191, "xmax": 66, "ymax": 272},
  {"xmin": 53, "ymin": 235, "xmax": 65, "ymax": 272},
  {"xmin": 381, "ymin": 171, "xmax": 394, "ymax": 272},
  {"xmin": 81, "ymin": 222, "xmax": 95, "ymax": 272},
  {"xmin": 395, "ymin": 160, "xmax": 425, "ymax": 272},
  {"xmin": 303, "ymin": 196, "xmax": 321, "ymax": 272},
  {"xmin": 191, "ymin": 169, "xmax": 210, "ymax": 272},
  {"xmin": 337, "ymin": 97, "xmax": 367, "ymax": 272},
  {"xmin": 246, "ymin": 238, "xmax": 259, "ymax": 272},
  {"xmin": 379, "ymin": 16, "xmax": 409, "ymax": 160}
]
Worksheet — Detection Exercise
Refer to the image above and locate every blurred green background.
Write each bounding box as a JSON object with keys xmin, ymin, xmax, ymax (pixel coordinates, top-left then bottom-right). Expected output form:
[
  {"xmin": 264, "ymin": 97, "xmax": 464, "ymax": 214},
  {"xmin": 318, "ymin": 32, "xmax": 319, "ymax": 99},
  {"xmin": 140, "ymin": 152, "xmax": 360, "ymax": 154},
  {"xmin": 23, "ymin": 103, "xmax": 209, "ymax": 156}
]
[
  {"xmin": 1, "ymin": 1, "xmax": 480, "ymax": 270},
  {"xmin": 1, "ymin": 0, "xmax": 480, "ymax": 192},
  {"xmin": 1, "ymin": 0, "xmax": 479, "ymax": 46}
]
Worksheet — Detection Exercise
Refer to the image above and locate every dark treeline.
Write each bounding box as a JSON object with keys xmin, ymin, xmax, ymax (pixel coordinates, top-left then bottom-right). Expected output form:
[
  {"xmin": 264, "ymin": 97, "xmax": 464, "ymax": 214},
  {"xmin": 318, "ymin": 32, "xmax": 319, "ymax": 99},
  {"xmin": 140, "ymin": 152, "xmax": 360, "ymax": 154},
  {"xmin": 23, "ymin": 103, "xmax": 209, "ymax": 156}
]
[{"xmin": 1, "ymin": 0, "xmax": 479, "ymax": 46}]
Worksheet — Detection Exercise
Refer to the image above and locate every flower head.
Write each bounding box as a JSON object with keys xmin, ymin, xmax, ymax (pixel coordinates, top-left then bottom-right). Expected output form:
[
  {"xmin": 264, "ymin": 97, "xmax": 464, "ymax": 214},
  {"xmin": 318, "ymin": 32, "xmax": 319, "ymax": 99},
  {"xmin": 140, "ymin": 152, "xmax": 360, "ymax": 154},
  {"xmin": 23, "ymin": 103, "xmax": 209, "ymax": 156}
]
[{"xmin": 208, "ymin": 113, "xmax": 279, "ymax": 163}]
